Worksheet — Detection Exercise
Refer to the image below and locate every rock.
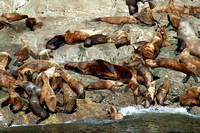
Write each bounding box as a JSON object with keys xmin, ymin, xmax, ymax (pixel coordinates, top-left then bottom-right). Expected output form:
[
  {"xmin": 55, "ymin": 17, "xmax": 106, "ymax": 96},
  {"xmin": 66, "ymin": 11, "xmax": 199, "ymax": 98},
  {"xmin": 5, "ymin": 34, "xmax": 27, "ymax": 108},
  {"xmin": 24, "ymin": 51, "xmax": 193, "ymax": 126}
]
[{"xmin": 188, "ymin": 106, "xmax": 200, "ymax": 116}]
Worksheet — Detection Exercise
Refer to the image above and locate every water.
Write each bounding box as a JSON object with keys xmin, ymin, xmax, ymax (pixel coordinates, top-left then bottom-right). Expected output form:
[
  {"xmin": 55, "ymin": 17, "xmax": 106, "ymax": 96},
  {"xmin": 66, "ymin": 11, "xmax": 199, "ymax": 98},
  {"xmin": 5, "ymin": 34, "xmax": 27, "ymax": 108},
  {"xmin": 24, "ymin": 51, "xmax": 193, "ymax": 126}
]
[{"xmin": 1, "ymin": 106, "xmax": 200, "ymax": 133}]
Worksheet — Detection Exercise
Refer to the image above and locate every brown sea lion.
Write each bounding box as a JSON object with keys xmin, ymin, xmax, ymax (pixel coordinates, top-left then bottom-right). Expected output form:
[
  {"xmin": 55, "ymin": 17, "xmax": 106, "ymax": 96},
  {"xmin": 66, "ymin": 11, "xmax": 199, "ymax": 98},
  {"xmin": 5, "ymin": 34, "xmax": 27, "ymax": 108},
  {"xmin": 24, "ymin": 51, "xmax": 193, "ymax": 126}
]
[
  {"xmin": 93, "ymin": 16, "xmax": 138, "ymax": 28},
  {"xmin": 25, "ymin": 17, "xmax": 43, "ymax": 31},
  {"xmin": 179, "ymin": 87, "xmax": 200, "ymax": 106},
  {"xmin": 35, "ymin": 49, "xmax": 53, "ymax": 60},
  {"xmin": 64, "ymin": 59, "xmax": 133, "ymax": 83},
  {"xmin": 1, "ymin": 83, "xmax": 24, "ymax": 113},
  {"xmin": 135, "ymin": 25, "xmax": 165, "ymax": 59},
  {"xmin": 52, "ymin": 72, "xmax": 63, "ymax": 93},
  {"xmin": 115, "ymin": 29, "xmax": 130, "ymax": 48},
  {"xmin": 156, "ymin": 75, "xmax": 169, "ymax": 105},
  {"xmin": 167, "ymin": 0, "xmax": 181, "ymax": 29},
  {"xmin": 46, "ymin": 35, "xmax": 66, "ymax": 50},
  {"xmin": 176, "ymin": 18, "xmax": 200, "ymax": 57},
  {"xmin": 145, "ymin": 58, "xmax": 197, "ymax": 83},
  {"xmin": 84, "ymin": 34, "xmax": 115, "ymax": 47},
  {"xmin": 1, "ymin": 13, "xmax": 28, "ymax": 22},
  {"xmin": 60, "ymin": 69, "xmax": 85, "ymax": 99},
  {"xmin": 126, "ymin": 0, "xmax": 139, "ymax": 15},
  {"xmin": 144, "ymin": 81, "xmax": 156, "ymax": 108},
  {"xmin": 61, "ymin": 83, "xmax": 77, "ymax": 113},
  {"xmin": 0, "ymin": 19, "xmax": 13, "ymax": 30},
  {"xmin": 0, "ymin": 52, "xmax": 12, "ymax": 68},
  {"xmin": 87, "ymin": 80, "xmax": 123, "ymax": 91},
  {"xmin": 27, "ymin": 87, "xmax": 49, "ymax": 124},
  {"xmin": 40, "ymin": 72, "xmax": 57, "ymax": 113},
  {"xmin": 13, "ymin": 39, "xmax": 36, "ymax": 66},
  {"xmin": 110, "ymin": 106, "xmax": 123, "ymax": 120},
  {"xmin": 64, "ymin": 30, "xmax": 100, "ymax": 44}
]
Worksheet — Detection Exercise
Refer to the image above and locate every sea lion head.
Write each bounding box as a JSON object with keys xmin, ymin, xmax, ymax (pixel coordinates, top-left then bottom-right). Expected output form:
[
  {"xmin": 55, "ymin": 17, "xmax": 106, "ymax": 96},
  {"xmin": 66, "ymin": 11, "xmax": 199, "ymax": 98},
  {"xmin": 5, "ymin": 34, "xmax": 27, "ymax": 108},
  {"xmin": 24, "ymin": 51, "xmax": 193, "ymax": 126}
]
[
  {"xmin": 77, "ymin": 87, "xmax": 85, "ymax": 99},
  {"xmin": 84, "ymin": 38, "xmax": 92, "ymax": 47}
]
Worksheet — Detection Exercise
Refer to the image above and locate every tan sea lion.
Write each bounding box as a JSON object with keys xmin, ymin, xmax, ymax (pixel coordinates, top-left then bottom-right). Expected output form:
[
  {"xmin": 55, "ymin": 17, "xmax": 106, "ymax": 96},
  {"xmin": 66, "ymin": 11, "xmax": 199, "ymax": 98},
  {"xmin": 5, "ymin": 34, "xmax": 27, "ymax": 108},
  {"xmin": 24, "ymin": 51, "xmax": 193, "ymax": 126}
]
[
  {"xmin": 25, "ymin": 17, "xmax": 43, "ymax": 31},
  {"xmin": 64, "ymin": 59, "xmax": 133, "ymax": 83},
  {"xmin": 84, "ymin": 34, "xmax": 115, "ymax": 47},
  {"xmin": 0, "ymin": 52, "xmax": 11, "ymax": 68},
  {"xmin": 35, "ymin": 49, "xmax": 53, "ymax": 60},
  {"xmin": 40, "ymin": 72, "xmax": 57, "ymax": 113},
  {"xmin": 1, "ymin": 13, "xmax": 28, "ymax": 22},
  {"xmin": 87, "ymin": 80, "xmax": 123, "ymax": 91},
  {"xmin": 115, "ymin": 29, "xmax": 130, "ymax": 48},
  {"xmin": 110, "ymin": 106, "xmax": 123, "ymax": 120},
  {"xmin": 61, "ymin": 83, "xmax": 77, "ymax": 113},
  {"xmin": 179, "ymin": 87, "xmax": 200, "ymax": 106},
  {"xmin": 156, "ymin": 75, "xmax": 169, "ymax": 105},
  {"xmin": 144, "ymin": 81, "xmax": 156, "ymax": 108},
  {"xmin": 52, "ymin": 72, "xmax": 63, "ymax": 93},
  {"xmin": 13, "ymin": 39, "xmax": 36, "ymax": 66},
  {"xmin": 64, "ymin": 30, "xmax": 100, "ymax": 44},
  {"xmin": 93, "ymin": 16, "xmax": 138, "ymax": 28},
  {"xmin": 0, "ymin": 19, "xmax": 13, "ymax": 30},
  {"xmin": 1, "ymin": 83, "xmax": 24, "ymax": 113},
  {"xmin": 60, "ymin": 69, "xmax": 85, "ymax": 99},
  {"xmin": 46, "ymin": 35, "xmax": 66, "ymax": 50}
]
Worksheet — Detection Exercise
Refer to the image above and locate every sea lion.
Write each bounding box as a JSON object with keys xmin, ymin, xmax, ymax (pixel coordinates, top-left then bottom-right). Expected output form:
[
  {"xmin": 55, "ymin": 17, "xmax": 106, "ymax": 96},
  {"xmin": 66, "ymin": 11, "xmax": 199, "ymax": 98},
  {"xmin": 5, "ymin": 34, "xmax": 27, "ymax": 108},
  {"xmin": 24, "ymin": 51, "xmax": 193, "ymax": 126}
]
[
  {"xmin": 126, "ymin": 0, "xmax": 139, "ymax": 15},
  {"xmin": 46, "ymin": 35, "xmax": 66, "ymax": 50},
  {"xmin": 0, "ymin": 19, "xmax": 13, "ymax": 30},
  {"xmin": 64, "ymin": 30, "xmax": 100, "ymax": 44},
  {"xmin": 52, "ymin": 72, "xmax": 63, "ymax": 93},
  {"xmin": 36, "ymin": 49, "xmax": 53, "ymax": 60},
  {"xmin": 25, "ymin": 17, "xmax": 43, "ymax": 31},
  {"xmin": 61, "ymin": 83, "xmax": 77, "ymax": 113},
  {"xmin": 0, "ymin": 52, "xmax": 11, "ymax": 68},
  {"xmin": 84, "ymin": 34, "xmax": 115, "ymax": 47},
  {"xmin": 40, "ymin": 72, "xmax": 57, "ymax": 113},
  {"xmin": 93, "ymin": 16, "xmax": 138, "ymax": 28},
  {"xmin": 179, "ymin": 87, "xmax": 200, "ymax": 106},
  {"xmin": 13, "ymin": 39, "xmax": 36, "ymax": 66},
  {"xmin": 176, "ymin": 18, "xmax": 200, "ymax": 57},
  {"xmin": 198, "ymin": 24, "xmax": 200, "ymax": 36},
  {"xmin": 144, "ymin": 81, "xmax": 156, "ymax": 108},
  {"xmin": 156, "ymin": 75, "xmax": 169, "ymax": 105},
  {"xmin": 60, "ymin": 69, "xmax": 85, "ymax": 99},
  {"xmin": 16, "ymin": 60, "xmax": 60, "ymax": 81},
  {"xmin": 110, "ymin": 106, "xmax": 123, "ymax": 120},
  {"xmin": 1, "ymin": 83, "xmax": 24, "ymax": 113},
  {"xmin": 167, "ymin": 0, "xmax": 181, "ymax": 29},
  {"xmin": 27, "ymin": 87, "xmax": 49, "ymax": 124},
  {"xmin": 115, "ymin": 29, "xmax": 130, "ymax": 48},
  {"xmin": 135, "ymin": 25, "xmax": 165, "ymax": 59},
  {"xmin": 145, "ymin": 58, "xmax": 197, "ymax": 83},
  {"xmin": 1, "ymin": 13, "xmax": 28, "ymax": 22},
  {"xmin": 64, "ymin": 59, "xmax": 133, "ymax": 83},
  {"xmin": 87, "ymin": 80, "xmax": 123, "ymax": 91},
  {"xmin": 0, "ymin": 66, "xmax": 16, "ymax": 89}
]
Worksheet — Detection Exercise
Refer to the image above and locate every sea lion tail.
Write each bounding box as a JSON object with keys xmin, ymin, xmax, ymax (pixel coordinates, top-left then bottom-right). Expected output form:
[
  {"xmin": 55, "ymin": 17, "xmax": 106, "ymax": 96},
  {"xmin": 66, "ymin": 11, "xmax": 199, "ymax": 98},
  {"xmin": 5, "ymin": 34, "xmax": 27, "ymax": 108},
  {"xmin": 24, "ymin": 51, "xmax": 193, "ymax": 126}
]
[{"xmin": 92, "ymin": 17, "xmax": 102, "ymax": 22}]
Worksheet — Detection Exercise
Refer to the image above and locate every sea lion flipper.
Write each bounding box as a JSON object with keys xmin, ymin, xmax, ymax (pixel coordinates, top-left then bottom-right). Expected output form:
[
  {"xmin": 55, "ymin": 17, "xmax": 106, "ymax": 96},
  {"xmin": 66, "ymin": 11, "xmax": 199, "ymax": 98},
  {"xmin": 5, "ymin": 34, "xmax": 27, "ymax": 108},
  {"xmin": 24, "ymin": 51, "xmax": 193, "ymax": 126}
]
[
  {"xmin": 36, "ymin": 118, "xmax": 46, "ymax": 124},
  {"xmin": 1, "ymin": 100, "xmax": 9, "ymax": 108},
  {"xmin": 56, "ymin": 102, "xmax": 64, "ymax": 107},
  {"xmin": 30, "ymin": 50, "xmax": 37, "ymax": 59},
  {"xmin": 103, "ymin": 62, "xmax": 115, "ymax": 74},
  {"xmin": 182, "ymin": 74, "xmax": 190, "ymax": 83},
  {"xmin": 25, "ymin": 107, "xmax": 31, "ymax": 114},
  {"xmin": 191, "ymin": 74, "xmax": 199, "ymax": 83}
]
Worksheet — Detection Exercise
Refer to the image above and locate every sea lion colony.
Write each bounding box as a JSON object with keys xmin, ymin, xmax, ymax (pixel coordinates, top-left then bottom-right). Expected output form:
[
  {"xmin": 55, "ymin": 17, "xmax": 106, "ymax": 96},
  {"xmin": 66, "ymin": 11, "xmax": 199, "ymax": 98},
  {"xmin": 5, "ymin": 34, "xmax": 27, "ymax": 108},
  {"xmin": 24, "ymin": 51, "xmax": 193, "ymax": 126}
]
[{"xmin": 0, "ymin": 0, "xmax": 200, "ymax": 124}]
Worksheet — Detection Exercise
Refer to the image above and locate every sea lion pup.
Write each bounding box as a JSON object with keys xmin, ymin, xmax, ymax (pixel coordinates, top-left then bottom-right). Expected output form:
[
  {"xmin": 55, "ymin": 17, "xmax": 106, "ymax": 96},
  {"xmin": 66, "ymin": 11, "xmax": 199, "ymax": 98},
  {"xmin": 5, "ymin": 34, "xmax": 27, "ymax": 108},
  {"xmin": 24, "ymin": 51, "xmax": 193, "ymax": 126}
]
[
  {"xmin": 60, "ymin": 83, "xmax": 77, "ymax": 113},
  {"xmin": 144, "ymin": 81, "xmax": 156, "ymax": 108},
  {"xmin": 156, "ymin": 75, "xmax": 169, "ymax": 105},
  {"xmin": 0, "ymin": 19, "xmax": 13, "ymax": 30},
  {"xmin": 64, "ymin": 59, "xmax": 133, "ymax": 83},
  {"xmin": 13, "ymin": 39, "xmax": 37, "ymax": 66},
  {"xmin": 26, "ymin": 87, "xmax": 49, "ymax": 124},
  {"xmin": 16, "ymin": 60, "xmax": 60, "ymax": 81},
  {"xmin": 110, "ymin": 106, "xmax": 123, "ymax": 120},
  {"xmin": 179, "ymin": 87, "xmax": 200, "ymax": 106},
  {"xmin": 1, "ymin": 82, "xmax": 24, "ymax": 113},
  {"xmin": 145, "ymin": 58, "xmax": 198, "ymax": 83},
  {"xmin": 126, "ymin": 0, "xmax": 139, "ymax": 15},
  {"xmin": 60, "ymin": 69, "xmax": 85, "ymax": 99},
  {"xmin": 87, "ymin": 80, "xmax": 123, "ymax": 91},
  {"xmin": 167, "ymin": 0, "xmax": 181, "ymax": 29},
  {"xmin": 176, "ymin": 18, "xmax": 200, "ymax": 57},
  {"xmin": 0, "ymin": 52, "xmax": 12, "ymax": 68},
  {"xmin": 135, "ymin": 25, "xmax": 165, "ymax": 59},
  {"xmin": 52, "ymin": 72, "xmax": 63, "ymax": 94},
  {"xmin": 25, "ymin": 17, "xmax": 43, "ymax": 31},
  {"xmin": 115, "ymin": 29, "xmax": 130, "ymax": 48},
  {"xmin": 84, "ymin": 34, "xmax": 115, "ymax": 48},
  {"xmin": 93, "ymin": 16, "xmax": 138, "ymax": 28},
  {"xmin": 15, "ymin": 81, "xmax": 42, "ymax": 97},
  {"xmin": 35, "ymin": 49, "xmax": 53, "ymax": 60},
  {"xmin": 40, "ymin": 72, "xmax": 57, "ymax": 113},
  {"xmin": 46, "ymin": 35, "xmax": 66, "ymax": 50},
  {"xmin": 0, "ymin": 13, "xmax": 28, "ymax": 22},
  {"xmin": 64, "ymin": 30, "xmax": 100, "ymax": 44}
]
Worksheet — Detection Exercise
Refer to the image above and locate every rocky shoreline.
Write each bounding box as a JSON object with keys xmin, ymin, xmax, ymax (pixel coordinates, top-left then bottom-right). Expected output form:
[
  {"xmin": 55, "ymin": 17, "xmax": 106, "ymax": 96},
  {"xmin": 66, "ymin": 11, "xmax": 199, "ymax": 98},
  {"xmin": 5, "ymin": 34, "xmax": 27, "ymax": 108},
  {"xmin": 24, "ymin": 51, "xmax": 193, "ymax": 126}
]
[{"xmin": 0, "ymin": 0, "xmax": 200, "ymax": 127}]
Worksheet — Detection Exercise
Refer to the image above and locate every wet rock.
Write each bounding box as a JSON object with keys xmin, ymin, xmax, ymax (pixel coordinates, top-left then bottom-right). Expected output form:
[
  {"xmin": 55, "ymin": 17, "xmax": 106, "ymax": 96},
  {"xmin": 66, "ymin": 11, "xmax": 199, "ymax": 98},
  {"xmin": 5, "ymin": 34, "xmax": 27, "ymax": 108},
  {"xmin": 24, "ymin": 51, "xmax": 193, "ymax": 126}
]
[{"xmin": 188, "ymin": 106, "xmax": 200, "ymax": 115}]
